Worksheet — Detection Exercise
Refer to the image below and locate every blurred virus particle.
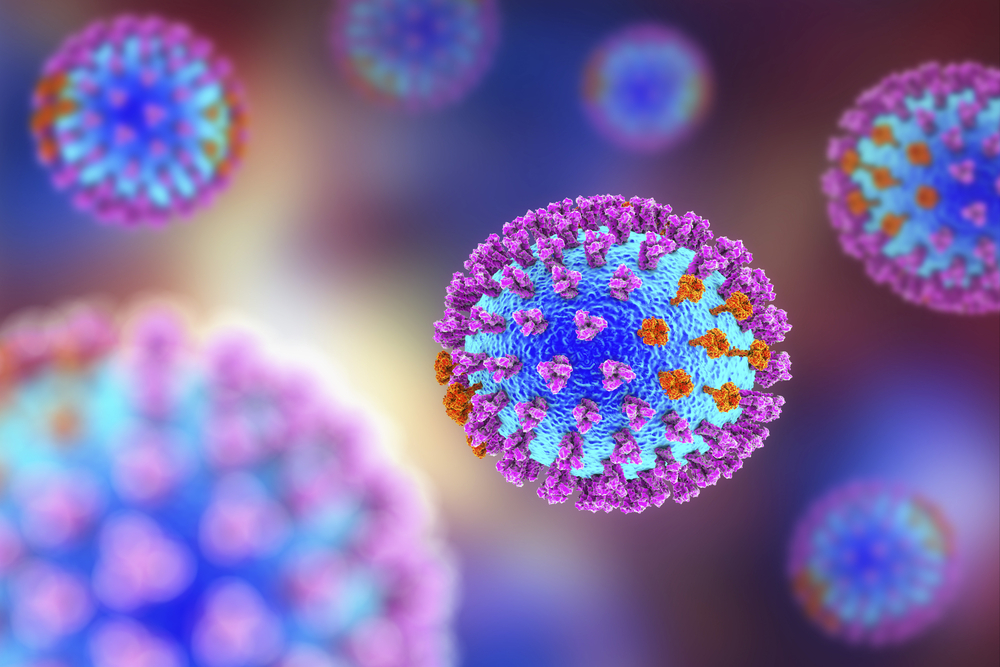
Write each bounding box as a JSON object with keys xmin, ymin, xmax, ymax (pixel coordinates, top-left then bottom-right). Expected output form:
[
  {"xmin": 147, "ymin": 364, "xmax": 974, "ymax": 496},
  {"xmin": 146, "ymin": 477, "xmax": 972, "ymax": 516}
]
[
  {"xmin": 331, "ymin": 0, "xmax": 500, "ymax": 112},
  {"xmin": 581, "ymin": 24, "xmax": 712, "ymax": 153},
  {"xmin": 31, "ymin": 15, "xmax": 248, "ymax": 227},
  {"xmin": 0, "ymin": 303, "xmax": 454, "ymax": 666},
  {"xmin": 433, "ymin": 194, "xmax": 792, "ymax": 514},
  {"xmin": 822, "ymin": 62, "xmax": 1000, "ymax": 314},
  {"xmin": 788, "ymin": 481, "xmax": 959, "ymax": 646}
]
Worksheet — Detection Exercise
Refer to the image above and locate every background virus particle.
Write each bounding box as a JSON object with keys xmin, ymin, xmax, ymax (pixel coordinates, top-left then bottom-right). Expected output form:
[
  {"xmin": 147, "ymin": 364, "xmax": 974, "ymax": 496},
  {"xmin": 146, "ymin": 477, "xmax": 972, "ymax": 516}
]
[
  {"xmin": 0, "ymin": 303, "xmax": 454, "ymax": 666},
  {"xmin": 822, "ymin": 62, "xmax": 1000, "ymax": 314},
  {"xmin": 581, "ymin": 24, "xmax": 713, "ymax": 153},
  {"xmin": 331, "ymin": 0, "xmax": 500, "ymax": 112},
  {"xmin": 788, "ymin": 480, "xmax": 960, "ymax": 646},
  {"xmin": 433, "ymin": 194, "xmax": 792, "ymax": 514},
  {"xmin": 31, "ymin": 15, "xmax": 249, "ymax": 226}
]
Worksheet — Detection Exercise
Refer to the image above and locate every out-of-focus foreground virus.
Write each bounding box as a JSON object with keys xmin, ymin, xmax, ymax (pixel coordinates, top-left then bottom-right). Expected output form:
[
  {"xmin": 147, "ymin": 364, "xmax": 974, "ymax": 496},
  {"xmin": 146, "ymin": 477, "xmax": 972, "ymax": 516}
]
[
  {"xmin": 31, "ymin": 15, "xmax": 248, "ymax": 226},
  {"xmin": 433, "ymin": 194, "xmax": 791, "ymax": 514},
  {"xmin": 788, "ymin": 480, "xmax": 959, "ymax": 646},
  {"xmin": 330, "ymin": 0, "xmax": 500, "ymax": 112},
  {"xmin": 822, "ymin": 62, "xmax": 1000, "ymax": 314},
  {"xmin": 581, "ymin": 24, "xmax": 712, "ymax": 153},
  {"xmin": 0, "ymin": 303, "xmax": 453, "ymax": 666}
]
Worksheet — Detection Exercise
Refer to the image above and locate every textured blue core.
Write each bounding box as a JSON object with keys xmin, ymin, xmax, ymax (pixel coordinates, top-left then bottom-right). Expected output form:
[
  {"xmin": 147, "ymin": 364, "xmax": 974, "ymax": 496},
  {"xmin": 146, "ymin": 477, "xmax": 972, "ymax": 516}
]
[{"xmin": 465, "ymin": 227, "xmax": 757, "ymax": 479}]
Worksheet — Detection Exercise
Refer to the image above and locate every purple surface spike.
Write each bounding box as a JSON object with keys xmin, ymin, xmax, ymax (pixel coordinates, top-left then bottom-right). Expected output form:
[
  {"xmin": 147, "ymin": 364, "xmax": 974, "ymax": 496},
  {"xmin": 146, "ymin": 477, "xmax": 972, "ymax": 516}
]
[
  {"xmin": 599, "ymin": 360, "xmax": 636, "ymax": 391},
  {"xmin": 608, "ymin": 265, "xmax": 642, "ymax": 301},
  {"xmin": 515, "ymin": 397, "xmax": 549, "ymax": 431},
  {"xmin": 484, "ymin": 355, "xmax": 522, "ymax": 382},
  {"xmin": 450, "ymin": 350, "xmax": 488, "ymax": 382},
  {"xmin": 621, "ymin": 396, "xmax": 655, "ymax": 432},
  {"xmin": 756, "ymin": 350, "xmax": 792, "ymax": 388},
  {"xmin": 469, "ymin": 306, "xmax": 506, "ymax": 334},
  {"xmin": 738, "ymin": 390, "xmax": 785, "ymax": 422},
  {"xmin": 536, "ymin": 236, "xmax": 565, "ymax": 267},
  {"xmin": 556, "ymin": 431, "xmax": 586, "ymax": 470},
  {"xmin": 444, "ymin": 271, "xmax": 485, "ymax": 310},
  {"xmin": 500, "ymin": 265, "xmax": 535, "ymax": 299},
  {"xmin": 537, "ymin": 355, "xmax": 573, "ymax": 394},
  {"xmin": 664, "ymin": 211, "xmax": 713, "ymax": 250},
  {"xmin": 720, "ymin": 267, "xmax": 776, "ymax": 308},
  {"xmin": 433, "ymin": 308, "xmax": 472, "ymax": 347},
  {"xmin": 464, "ymin": 233, "xmax": 510, "ymax": 274},
  {"xmin": 745, "ymin": 305, "xmax": 791, "ymax": 344},
  {"xmin": 584, "ymin": 230, "xmax": 614, "ymax": 268},
  {"xmin": 554, "ymin": 211, "xmax": 583, "ymax": 248},
  {"xmin": 638, "ymin": 232, "xmax": 677, "ymax": 270},
  {"xmin": 662, "ymin": 411, "xmax": 694, "ymax": 444},
  {"xmin": 512, "ymin": 309, "xmax": 548, "ymax": 336},
  {"xmin": 686, "ymin": 244, "xmax": 724, "ymax": 279},
  {"xmin": 502, "ymin": 227, "xmax": 536, "ymax": 267},
  {"xmin": 606, "ymin": 205, "xmax": 634, "ymax": 243},
  {"xmin": 551, "ymin": 264, "xmax": 582, "ymax": 299},
  {"xmin": 572, "ymin": 398, "xmax": 602, "ymax": 434},
  {"xmin": 573, "ymin": 310, "xmax": 608, "ymax": 341}
]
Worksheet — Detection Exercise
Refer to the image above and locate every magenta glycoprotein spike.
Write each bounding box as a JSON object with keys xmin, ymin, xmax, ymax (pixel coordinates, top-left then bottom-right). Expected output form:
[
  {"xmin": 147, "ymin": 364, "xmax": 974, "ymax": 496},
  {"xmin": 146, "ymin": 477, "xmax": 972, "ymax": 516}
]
[
  {"xmin": 822, "ymin": 62, "xmax": 1000, "ymax": 314},
  {"xmin": 581, "ymin": 24, "xmax": 713, "ymax": 153},
  {"xmin": 31, "ymin": 15, "xmax": 248, "ymax": 227},
  {"xmin": 788, "ymin": 481, "xmax": 960, "ymax": 646},
  {"xmin": 434, "ymin": 194, "xmax": 791, "ymax": 513},
  {"xmin": 330, "ymin": 0, "xmax": 500, "ymax": 112},
  {"xmin": 0, "ymin": 302, "xmax": 455, "ymax": 666}
]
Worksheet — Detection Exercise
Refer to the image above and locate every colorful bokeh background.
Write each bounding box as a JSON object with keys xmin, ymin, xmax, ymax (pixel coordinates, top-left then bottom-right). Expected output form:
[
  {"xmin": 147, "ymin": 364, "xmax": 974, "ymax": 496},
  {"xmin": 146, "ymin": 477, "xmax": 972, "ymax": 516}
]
[{"xmin": 0, "ymin": 0, "xmax": 997, "ymax": 665}]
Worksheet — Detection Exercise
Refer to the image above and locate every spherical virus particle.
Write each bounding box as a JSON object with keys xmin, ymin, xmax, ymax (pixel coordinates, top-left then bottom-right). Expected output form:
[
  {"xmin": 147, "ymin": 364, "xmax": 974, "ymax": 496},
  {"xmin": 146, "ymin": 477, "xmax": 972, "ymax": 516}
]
[
  {"xmin": 822, "ymin": 62, "xmax": 1000, "ymax": 314},
  {"xmin": 331, "ymin": 0, "xmax": 500, "ymax": 112},
  {"xmin": 581, "ymin": 24, "xmax": 712, "ymax": 152},
  {"xmin": 31, "ymin": 15, "xmax": 248, "ymax": 226},
  {"xmin": 0, "ymin": 303, "xmax": 453, "ymax": 667},
  {"xmin": 433, "ymin": 195, "xmax": 792, "ymax": 514},
  {"xmin": 788, "ymin": 481, "xmax": 959, "ymax": 646}
]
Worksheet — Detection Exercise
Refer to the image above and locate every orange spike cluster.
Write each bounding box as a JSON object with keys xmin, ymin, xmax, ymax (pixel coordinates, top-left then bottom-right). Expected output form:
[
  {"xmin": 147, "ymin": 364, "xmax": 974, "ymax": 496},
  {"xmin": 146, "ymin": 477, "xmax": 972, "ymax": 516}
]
[
  {"xmin": 709, "ymin": 291, "xmax": 753, "ymax": 321},
  {"xmin": 791, "ymin": 571, "xmax": 839, "ymax": 634},
  {"xmin": 916, "ymin": 185, "xmax": 939, "ymax": 209},
  {"xmin": 703, "ymin": 382, "xmax": 742, "ymax": 412},
  {"xmin": 870, "ymin": 125, "xmax": 897, "ymax": 146},
  {"xmin": 670, "ymin": 274, "xmax": 704, "ymax": 305},
  {"xmin": 906, "ymin": 142, "xmax": 932, "ymax": 166},
  {"xmin": 443, "ymin": 381, "xmax": 482, "ymax": 425},
  {"xmin": 658, "ymin": 369, "xmax": 693, "ymax": 400},
  {"xmin": 49, "ymin": 405, "xmax": 82, "ymax": 443},
  {"xmin": 689, "ymin": 328, "xmax": 729, "ymax": 358},
  {"xmin": 636, "ymin": 318, "xmax": 669, "ymax": 346},
  {"xmin": 727, "ymin": 339, "xmax": 771, "ymax": 371},
  {"xmin": 434, "ymin": 350, "xmax": 455, "ymax": 385},
  {"xmin": 880, "ymin": 213, "xmax": 906, "ymax": 237},
  {"xmin": 865, "ymin": 166, "xmax": 898, "ymax": 190},
  {"xmin": 466, "ymin": 435, "xmax": 487, "ymax": 459},
  {"xmin": 845, "ymin": 190, "xmax": 875, "ymax": 216}
]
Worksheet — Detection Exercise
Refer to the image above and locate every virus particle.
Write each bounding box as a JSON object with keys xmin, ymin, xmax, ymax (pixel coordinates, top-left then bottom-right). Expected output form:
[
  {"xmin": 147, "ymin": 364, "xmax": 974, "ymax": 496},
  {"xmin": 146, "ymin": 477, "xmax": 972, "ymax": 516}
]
[
  {"xmin": 331, "ymin": 0, "xmax": 500, "ymax": 112},
  {"xmin": 0, "ymin": 303, "xmax": 454, "ymax": 666},
  {"xmin": 822, "ymin": 62, "xmax": 1000, "ymax": 314},
  {"xmin": 432, "ymin": 194, "xmax": 792, "ymax": 513},
  {"xmin": 788, "ymin": 481, "xmax": 959, "ymax": 646},
  {"xmin": 31, "ymin": 15, "xmax": 248, "ymax": 226},
  {"xmin": 581, "ymin": 24, "xmax": 712, "ymax": 152}
]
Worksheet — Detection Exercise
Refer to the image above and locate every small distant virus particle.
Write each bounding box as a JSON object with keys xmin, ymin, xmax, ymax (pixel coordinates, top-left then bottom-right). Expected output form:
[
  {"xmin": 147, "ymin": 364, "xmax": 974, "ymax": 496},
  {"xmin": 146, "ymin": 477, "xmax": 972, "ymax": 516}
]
[
  {"xmin": 31, "ymin": 15, "xmax": 249, "ymax": 226},
  {"xmin": 433, "ymin": 194, "xmax": 792, "ymax": 514},
  {"xmin": 788, "ymin": 481, "xmax": 959, "ymax": 646},
  {"xmin": 822, "ymin": 62, "xmax": 1000, "ymax": 314},
  {"xmin": 331, "ymin": 0, "xmax": 500, "ymax": 112},
  {"xmin": 581, "ymin": 24, "xmax": 712, "ymax": 152},
  {"xmin": 0, "ymin": 303, "xmax": 454, "ymax": 666}
]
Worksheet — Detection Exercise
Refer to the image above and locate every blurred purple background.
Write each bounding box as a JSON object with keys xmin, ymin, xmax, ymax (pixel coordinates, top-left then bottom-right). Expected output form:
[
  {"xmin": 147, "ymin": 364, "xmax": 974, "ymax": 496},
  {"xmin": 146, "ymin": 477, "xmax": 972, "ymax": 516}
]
[{"xmin": 0, "ymin": 0, "xmax": 997, "ymax": 665}]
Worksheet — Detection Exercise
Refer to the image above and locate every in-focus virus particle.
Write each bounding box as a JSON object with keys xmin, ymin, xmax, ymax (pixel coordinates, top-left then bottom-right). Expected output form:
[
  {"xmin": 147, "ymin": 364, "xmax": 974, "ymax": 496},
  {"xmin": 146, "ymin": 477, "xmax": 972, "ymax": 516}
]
[
  {"xmin": 330, "ymin": 0, "xmax": 500, "ymax": 112},
  {"xmin": 31, "ymin": 15, "xmax": 249, "ymax": 226},
  {"xmin": 433, "ymin": 194, "xmax": 792, "ymax": 514},
  {"xmin": 822, "ymin": 62, "xmax": 1000, "ymax": 314},
  {"xmin": 788, "ymin": 480, "xmax": 959, "ymax": 646},
  {"xmin": 0, "ymin": 303, "xmax": 453, "ymax": 666},
  {"xmin": 581, "ymin": 24, "xmax": 712, "ymax": 152}
]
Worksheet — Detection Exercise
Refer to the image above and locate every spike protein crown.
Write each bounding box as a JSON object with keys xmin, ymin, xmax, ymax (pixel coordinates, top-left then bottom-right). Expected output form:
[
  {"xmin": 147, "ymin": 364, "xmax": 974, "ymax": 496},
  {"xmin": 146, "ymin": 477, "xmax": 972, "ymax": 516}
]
[
  {"xmin": 581, "ymin": 24, "xmax": 712, "ymax": 152},
  {"xmin": 31, "ymin": 15, "xmax": 248, "ymax": 226},
  {"xmin": 822, "ymin": 62, "xmax": 1000, "ymax": 314},
  {"xmin": 331, "ymin": 0, "xmax": 500, "ymax": 112},
  {"xmin": 433, "ymin": 195, "xmax": 792, "ymax": 514},
  {"xmin": 788, "ymin": 481, "xmax": 959, "ymax": 646},
  {"xmin": 0, "ymin": 305, "xmax": 453, "ymax": 667}
]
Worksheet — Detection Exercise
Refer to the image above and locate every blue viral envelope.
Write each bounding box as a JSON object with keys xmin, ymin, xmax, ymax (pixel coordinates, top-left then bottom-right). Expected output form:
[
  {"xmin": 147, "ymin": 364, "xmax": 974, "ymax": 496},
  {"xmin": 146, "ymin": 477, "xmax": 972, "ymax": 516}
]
[
  {"xmin": 331, "ymin": 0, "xmax": 500, "ymax": 112},
  {"xmin": 581, "ymin": 24, "xmax": 712, "ymax": 153}
]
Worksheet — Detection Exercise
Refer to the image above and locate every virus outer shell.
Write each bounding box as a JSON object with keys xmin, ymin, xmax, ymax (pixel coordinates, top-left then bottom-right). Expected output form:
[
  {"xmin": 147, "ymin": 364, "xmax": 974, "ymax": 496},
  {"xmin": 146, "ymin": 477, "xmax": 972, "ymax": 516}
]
[
  {"xmin": 331, "ymin": 0, "xmax": 500, "ymax": 112},
  {"xmin": 822, "ymin": 62, "xmax": 1000, "ymax": 314},
  {"xmin": 433, "ymin": 195, "xmax": 792, "ymax": 514},
  {"xmin": 788, "ymin": 481, "xmax": 959, "ymax": 646},
  {"xmin": 31, "ymin": 15, "xmax": 248, "ymax": 227},
  {"xmin": 0, "ymin": 304, "xmax": 453, "ymax": 667},
  {"xmin": 581, "ymin": 24, "xmax": 712, "ymax": 153}
]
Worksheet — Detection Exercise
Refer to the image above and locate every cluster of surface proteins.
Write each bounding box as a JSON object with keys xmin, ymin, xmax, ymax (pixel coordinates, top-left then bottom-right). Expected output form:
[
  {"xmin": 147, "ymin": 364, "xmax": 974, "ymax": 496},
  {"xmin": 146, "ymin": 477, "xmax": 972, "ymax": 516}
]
[
  {"xmin": 331, "ymin": 0, "xmax": 499, "ymax": 112},
  {"xmin": 788, "ymin": 481, "xmax": 959, "ymax": 646},
  {"xmin": 433, "ymin": 194, "xmax": 792, "ymax": 513},
  {"xmin": 31, "ymin": 15, "xmax": 248, "ymax": 226},
  {"xmin": 823, "ymin": 62, "xmax": 1000, "ymax": 314},
  {"xmin": 0, "ymin": 304, "xmax": 453, "ymax": 667},
  {"xmin": 581, "ymin": 24, "xmax": 712, "ymax": 152}
]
